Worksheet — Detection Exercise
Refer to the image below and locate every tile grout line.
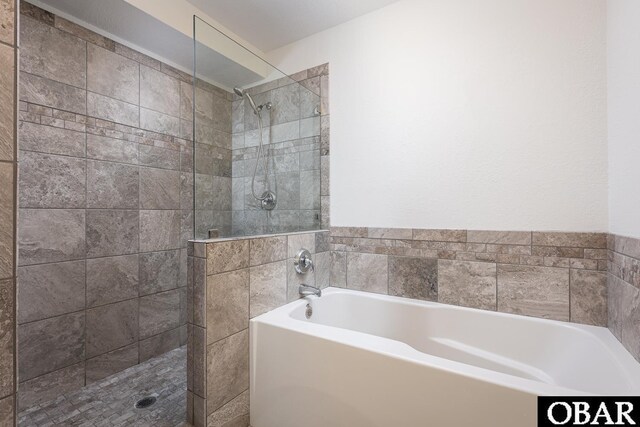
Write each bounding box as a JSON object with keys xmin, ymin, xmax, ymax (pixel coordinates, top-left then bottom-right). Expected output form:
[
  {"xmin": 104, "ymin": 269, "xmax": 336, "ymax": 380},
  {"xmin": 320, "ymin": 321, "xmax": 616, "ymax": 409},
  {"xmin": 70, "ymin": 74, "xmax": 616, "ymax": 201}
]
[{"xmin": 83, "ymin": 38, "xmax": 88, "ymax": 387}]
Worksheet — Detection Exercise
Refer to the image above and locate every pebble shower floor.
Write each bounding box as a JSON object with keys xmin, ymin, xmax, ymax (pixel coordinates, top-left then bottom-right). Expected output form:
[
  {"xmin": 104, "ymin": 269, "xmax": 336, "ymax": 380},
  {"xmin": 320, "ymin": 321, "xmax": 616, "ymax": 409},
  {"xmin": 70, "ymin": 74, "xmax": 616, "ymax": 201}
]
[{"xmin": 17, "ymin": 347, "xmax": 187, "ymax": 427}]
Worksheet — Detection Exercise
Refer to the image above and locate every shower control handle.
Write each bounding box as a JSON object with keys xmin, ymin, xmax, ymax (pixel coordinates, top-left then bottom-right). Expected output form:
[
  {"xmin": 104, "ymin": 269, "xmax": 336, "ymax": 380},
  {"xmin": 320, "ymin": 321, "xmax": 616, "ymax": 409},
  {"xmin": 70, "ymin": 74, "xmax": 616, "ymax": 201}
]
[{"xmin": 294, "ymin": 249, "xmax": 314, "ymax": 274}]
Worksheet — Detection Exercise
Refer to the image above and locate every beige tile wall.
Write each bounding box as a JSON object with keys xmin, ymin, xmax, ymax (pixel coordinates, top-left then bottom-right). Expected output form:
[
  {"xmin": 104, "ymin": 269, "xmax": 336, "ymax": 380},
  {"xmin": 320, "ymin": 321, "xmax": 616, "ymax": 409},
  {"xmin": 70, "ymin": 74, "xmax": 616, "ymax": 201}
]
[
  {"xmin": 330, "ymin": 228, "xmax": 608, "ymax": 325},
  {"xmin": 0, "ymin": 0, "xmax": 16, "ymax": 424},
  {"xmin": 229, "ymin": 64, "xmax": 329, "ymax": 236},
  {"xmin": 187, "ymin": 230, "xmax": 329, "ymax": 427},
  {"xmin": 13, "ymin": 3, "xmax": 231, "ymax": 408}
]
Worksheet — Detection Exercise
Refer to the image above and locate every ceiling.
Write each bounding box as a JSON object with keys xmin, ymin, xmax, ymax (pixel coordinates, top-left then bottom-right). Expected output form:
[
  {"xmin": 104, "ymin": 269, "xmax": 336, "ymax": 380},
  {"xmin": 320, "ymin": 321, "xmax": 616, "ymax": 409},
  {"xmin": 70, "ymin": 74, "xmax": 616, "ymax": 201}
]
[
  {"xmin": 186, "ymin": 0, "xmax": 402, "ymax": 51},
  {"xmin": 31, "ymin": 0, "xmax": 264, "ymax": 89}
]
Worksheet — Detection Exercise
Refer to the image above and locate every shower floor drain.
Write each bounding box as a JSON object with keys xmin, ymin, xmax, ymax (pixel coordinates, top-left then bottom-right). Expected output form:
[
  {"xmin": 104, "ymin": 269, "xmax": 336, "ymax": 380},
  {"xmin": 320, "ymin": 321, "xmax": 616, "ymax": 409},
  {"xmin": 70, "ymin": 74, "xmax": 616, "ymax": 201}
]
[{"xmin": 134, "ymin": 396, "xmax": 157, "ymax": 409}]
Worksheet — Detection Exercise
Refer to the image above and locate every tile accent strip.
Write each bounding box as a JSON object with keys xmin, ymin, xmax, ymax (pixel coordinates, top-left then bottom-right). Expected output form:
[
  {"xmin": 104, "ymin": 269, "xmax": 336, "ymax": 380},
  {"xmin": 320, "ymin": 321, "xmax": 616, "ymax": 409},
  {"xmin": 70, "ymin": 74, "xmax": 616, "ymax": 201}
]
[{"xmin": 330, "ymin": 228, "xmax": 608, "ymax": 324}]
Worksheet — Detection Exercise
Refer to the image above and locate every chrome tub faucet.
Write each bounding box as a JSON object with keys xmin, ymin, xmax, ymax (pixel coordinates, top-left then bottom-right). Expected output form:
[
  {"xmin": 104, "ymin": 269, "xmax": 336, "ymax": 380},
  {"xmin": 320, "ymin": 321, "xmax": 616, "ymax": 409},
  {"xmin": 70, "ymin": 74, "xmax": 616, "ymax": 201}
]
[{"xmin": 299, "ymin": 284, "xmax": 322, "ymax": 297}]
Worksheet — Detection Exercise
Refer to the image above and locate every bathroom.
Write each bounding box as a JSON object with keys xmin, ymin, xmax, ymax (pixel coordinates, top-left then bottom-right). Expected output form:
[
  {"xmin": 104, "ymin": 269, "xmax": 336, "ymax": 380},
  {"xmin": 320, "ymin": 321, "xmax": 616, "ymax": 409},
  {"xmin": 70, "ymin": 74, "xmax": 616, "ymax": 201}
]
[{"xmin": 0, "ymin": 0, "xmax": 638, "ymax": 425}]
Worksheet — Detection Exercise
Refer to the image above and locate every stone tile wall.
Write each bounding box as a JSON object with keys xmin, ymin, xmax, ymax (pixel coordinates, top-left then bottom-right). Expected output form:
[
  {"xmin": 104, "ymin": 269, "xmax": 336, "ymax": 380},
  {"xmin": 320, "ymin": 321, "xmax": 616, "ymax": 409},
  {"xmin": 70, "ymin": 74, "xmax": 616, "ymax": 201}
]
[
  {"xmin": 15, "ymin": 2, "xmax": 232, "ymax": 409},
  {"xmin": 187, "ymin": 230, "xmax": 329, "ymax": 427},
  {"xmin": 608, "ymin": 234, "xmax": 640, "ymax": 362},
  {"xmin": 0, "ymin": 0, "xmax": 17, "ymax": 424},
  {"xmin": 228, "ymin": 65, "xmax": 329, "ymax": 237},
  {"xmin": 330, "ymin": 228, "xmax": 608, "ymax": 325}
]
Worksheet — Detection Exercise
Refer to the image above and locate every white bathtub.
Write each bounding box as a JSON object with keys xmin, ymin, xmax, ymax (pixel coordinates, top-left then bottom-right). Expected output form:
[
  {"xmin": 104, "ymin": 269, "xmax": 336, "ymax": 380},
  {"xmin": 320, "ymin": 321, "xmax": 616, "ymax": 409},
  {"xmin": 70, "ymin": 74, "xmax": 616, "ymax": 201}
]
[{"xmin": 250, "ymin": 287, "xmax": 640, "ymax": 427}]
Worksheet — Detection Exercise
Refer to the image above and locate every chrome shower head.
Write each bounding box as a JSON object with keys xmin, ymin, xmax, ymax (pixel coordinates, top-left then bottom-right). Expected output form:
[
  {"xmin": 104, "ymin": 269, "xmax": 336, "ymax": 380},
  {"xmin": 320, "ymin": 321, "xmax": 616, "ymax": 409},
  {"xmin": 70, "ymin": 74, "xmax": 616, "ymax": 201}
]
[{"xmin": 234, "ymin": 86, "xmax": 259, "ymax": 114}]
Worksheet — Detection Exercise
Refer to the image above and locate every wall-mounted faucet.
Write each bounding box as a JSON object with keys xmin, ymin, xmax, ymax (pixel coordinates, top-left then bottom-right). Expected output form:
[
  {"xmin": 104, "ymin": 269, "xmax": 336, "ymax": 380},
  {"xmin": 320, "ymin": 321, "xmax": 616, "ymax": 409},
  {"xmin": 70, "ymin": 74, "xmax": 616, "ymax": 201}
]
[
  {"xmin": 294, "ymin": 249, "xmax": 314, "ymax": 274},
  {"xmin": 299, "ymin": 284, "xmax": 322, "ymax": 298}
]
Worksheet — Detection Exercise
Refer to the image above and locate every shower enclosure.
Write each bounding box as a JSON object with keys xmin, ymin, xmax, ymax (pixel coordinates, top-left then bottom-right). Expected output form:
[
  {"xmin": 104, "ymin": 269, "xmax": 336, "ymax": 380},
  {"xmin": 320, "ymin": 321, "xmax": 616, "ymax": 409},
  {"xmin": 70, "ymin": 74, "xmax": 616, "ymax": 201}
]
[{"xmin": 192, "ymin": 16, "xmax": 323, "ymax": 239}]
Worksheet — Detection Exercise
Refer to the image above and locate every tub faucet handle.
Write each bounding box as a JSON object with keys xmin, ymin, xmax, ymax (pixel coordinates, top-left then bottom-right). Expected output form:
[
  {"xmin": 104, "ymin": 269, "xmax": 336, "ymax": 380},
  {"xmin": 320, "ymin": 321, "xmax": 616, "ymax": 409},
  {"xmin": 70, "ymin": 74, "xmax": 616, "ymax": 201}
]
[{"xmin": 294, "ymin": 249, "xmax": 314, "ymax": 274}]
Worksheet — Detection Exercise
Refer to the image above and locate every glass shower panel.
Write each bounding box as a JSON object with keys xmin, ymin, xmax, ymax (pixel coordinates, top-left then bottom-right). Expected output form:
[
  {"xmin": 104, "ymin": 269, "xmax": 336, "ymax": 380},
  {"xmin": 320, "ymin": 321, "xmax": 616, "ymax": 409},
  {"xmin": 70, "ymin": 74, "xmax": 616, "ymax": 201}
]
[{"xmin": 193, "ymin": 16, "xmax": 321, "ymax": 239}]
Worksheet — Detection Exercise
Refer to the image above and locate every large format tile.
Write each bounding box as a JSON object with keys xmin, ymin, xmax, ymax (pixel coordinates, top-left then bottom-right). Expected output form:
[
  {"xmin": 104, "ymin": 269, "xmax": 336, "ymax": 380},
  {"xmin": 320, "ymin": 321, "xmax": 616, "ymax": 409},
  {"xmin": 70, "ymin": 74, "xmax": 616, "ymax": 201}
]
[
  {"xmin": 346, "ymin": 252, "xmax": 388, "ymax": 294},
  {"xmin": 86, "ymin": 133, "xmax": 138, "ymax": 164},
  {"xmin": 608, "ymin": 274, "xmax": 625, "ymax": 341},
  {"xmin": 249, "ymin": 236, "xmax": 287, "ymax": 266},
  {"xmin": 206, "ymin": 330, "xmax": 249, "ymax": 414},
  {"xmin": 54, "ymin": 15, "xmax": 114, "ymax": 50},
  {"xmin": 180, "ymin": 80, "xmax": 195, "ymax": 121},
  {"xmin": 438, "ymin": 260, "xmax": 497, "ymax": 310},
  {"xmin": 86, "ymin": 254, "xmax": 139, "ymax": 307},
  {"xmin": 497, "ymin": 265, "xmax": 569, "ymax": 321},
  {"xmin": 207, "ymin": 390, "xmax": 249, "ymax": 427},
  {"xmin": 0, "ymin": 0, "xmax": 14, "ymax": 45},
  {"xmin": 139, "ymin": 167, "xmax": 180, "ymax": 209},
  {"xmin": 623, "ymin": 293, "xmax": 640, "ymax": 364},
  {"xmin": 249, "ymin": 261, "xmax": 288, "ymax": 318},
  {"xmin": 610, "ymin": 234, "xmax": 640, "ymax": 260},
  {"xmin": 139, "ymin": 327, "xmax": 181, "ymax": 363},
  {"xmin": 87, "ymin": 44, "xmax": 139, "ymax": 105},
  {"xmin": 610, "ymin": 276, "xmax": 640, "ymax": 361},
  {"xmin": 570, "ymin": 269, "xmax": 607, "ymax": 326},
  {"xmin": 86, "ymin": 343, "xmax": 138, "ymax": 384},
  {"xmin": 140, "ymin": 107, "xmax": 180, "ymax": 137},
  {"xmin": 191, "ymin": 324, "xmax": 206, "ymax": 397},
  {"xmin": 207, "ymin": 269, "xmax": 249, "ymax": 344},
  {"xmin": 192, "ymin": 257, "xmax": 207, "ymax": 328},
  {"xmin": 300, "ymin": 170, "xmax": 320, "ymax": 210},
  {"xmin": 86, "ymin": 299, "xmax": 138, "ymax": 358},
  {"xmin": 0, "ymin": 43, "xmax": 15, "ymax": 161},
  {"xmin": 20, "ymin": 15, "xmax": 86, "ymax": 88},
  {"xmin": 330, "ymin": 251, "xmax": 347, "ymax": 288},
  {"xmin": 86, "ymin": 209, "xmax": 139, "ymax": 257},
  {"xmin": 287, "ymin": 232, "xmax": 316, "ymax": 257},
  {"xmin": 139, "ymin": 144, "xmax": 180, "ymax": 170},
  {"xmin": 19, "ymin": 121, "xmax": 85, "ymax": 157},
  {"xmin": 389, "ymin": 256, "xmax": 437, "ymax": 301},
  {"xmin": 18, "ymin": 312, "xmax": 85, "ymax": 381},
  {"xmin": 212, "ymin": 176, "xmax": 232, "ymax": 211},
  {"xmin": 314, "ymin": 251, "xmax": 330, "ymax": 289},
  {"xmin": 18, "ymin": 209, "xmax": 85, "ymax": 265},
  {"xmin": 18, "ymin": 151, "xmax": 86, "ymax": 208},
  {"xmin": 0, "ymin": 395, "xmax": 13, "ymax": 426},
  {"xmin": 87, "ymin": 91, "xmax": 139, "ymax": 127},
  {"xmin": 195, "ymin": 174, "xmax": 214, "ymax": 210},
  {"xmin": 86, "ymin": 160, "xmax": 139, "ymax": 209},
  {"xmin": 206, "ymin": 240, "xmax": 249, "ymax": 275},
  {"xmin": 0, "ymin": 163, "xmax": 13, "ymax": 278},
  {"xmin": 139, "ymin": 210, "xmax": 181, "ymax": 252},
  {"xmin": 139, "ymin": 250, "xmax": 180, "ymax": 295},
  {"xmin": 20, "ymin": 72, "xmax": 86, "ymax": 114},
  {"xmin": 212, "ymin": 93, "xmax": 231, "ymax": 133},
  {"xmin": 271, "ymin": 84, "xmax": 299, "ymax": 125},
  {"xmin": 0, "ymin": 279, "xmax": 13, "ymax": 398},
  {"xmin": 140, "ymin": 65, "xmax": 180, "ymax": 117},
  {"xmin": 139, "ymin": 289, "xmax": 181, "ymax": 339},
  {"xmin": 17, "ymin": 362, "xmax": 84, "ymax": 411},
  {"xmin": 17, "ymin": 260, "xmax": 85, "ymax": 324}
]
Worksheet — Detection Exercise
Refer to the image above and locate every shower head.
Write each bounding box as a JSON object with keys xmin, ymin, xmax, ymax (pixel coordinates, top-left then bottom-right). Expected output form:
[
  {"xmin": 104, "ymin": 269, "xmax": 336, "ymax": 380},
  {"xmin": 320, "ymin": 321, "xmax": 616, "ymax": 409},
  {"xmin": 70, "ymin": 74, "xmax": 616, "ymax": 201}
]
[{"xmin": 234, "ymin": 87, "xmax": 259, "ymax": 114}]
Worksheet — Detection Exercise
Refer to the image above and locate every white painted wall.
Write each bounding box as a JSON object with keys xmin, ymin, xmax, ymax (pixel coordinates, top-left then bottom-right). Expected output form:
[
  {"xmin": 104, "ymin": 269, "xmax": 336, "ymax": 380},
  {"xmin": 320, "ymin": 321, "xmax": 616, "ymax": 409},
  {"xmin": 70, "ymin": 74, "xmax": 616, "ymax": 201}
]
[
  {"xmin": 267, "ymin": 0, "xmax": 608, "ymax": 231},
  {"xmin": 608, "ymin": 0, "xmax": 640, "ymax": 240}
]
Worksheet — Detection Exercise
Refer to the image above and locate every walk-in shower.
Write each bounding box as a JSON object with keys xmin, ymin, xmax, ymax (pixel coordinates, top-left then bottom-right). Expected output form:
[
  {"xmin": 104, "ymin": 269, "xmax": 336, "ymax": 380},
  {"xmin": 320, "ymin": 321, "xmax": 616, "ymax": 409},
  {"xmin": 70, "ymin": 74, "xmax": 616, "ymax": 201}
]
[
  {"xmin": 193, "ymin": 16, "xmax": 323, "ymax": 238},
  {"xmin": 233, "ymin": 87, "xmax": 276, "ymax": 212}
]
